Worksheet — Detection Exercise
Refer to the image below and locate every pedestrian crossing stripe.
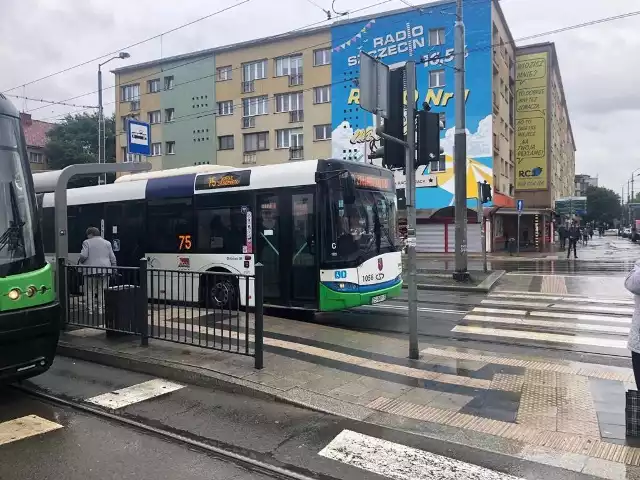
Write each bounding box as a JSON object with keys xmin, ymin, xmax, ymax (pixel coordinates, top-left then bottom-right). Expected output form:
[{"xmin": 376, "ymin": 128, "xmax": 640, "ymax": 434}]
[
  {"xmin": 490, "ymin": 292, "xmax": 634, "ymax": 306},
  {"xmin": 86, "ymin": 379, "xmax": 184, "ymax": 410},
  {"xmin": 0, "ymin": 415, "xmax": 63, "ymax": 446},
  {"xmin": 319, "ymin": 429, "xmax": 524, "ymax": 480},
  {"xmin": 463, "ymin": 314, "xmax": 630, "ymax": 335},
  {"xmin": 480, "ymin": 299, "xmax": 634, "ymax": 315}
]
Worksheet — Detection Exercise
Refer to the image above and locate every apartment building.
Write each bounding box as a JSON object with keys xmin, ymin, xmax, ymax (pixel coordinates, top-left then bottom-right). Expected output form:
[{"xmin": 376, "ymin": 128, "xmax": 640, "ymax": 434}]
[
  {"xmin": 111, "ymin": 0, "xmax": 530, "ymax": 223},
  {"xmin": 575, "ymin": 174, "xmax": 598, "ymax": 197},
  {"xmin": 514, "ymin": 42, "xmax": 576, "ymax": 208},
  {"xmin": 20, "ymin": 113, "xmax": 54, "ymax": 172}
]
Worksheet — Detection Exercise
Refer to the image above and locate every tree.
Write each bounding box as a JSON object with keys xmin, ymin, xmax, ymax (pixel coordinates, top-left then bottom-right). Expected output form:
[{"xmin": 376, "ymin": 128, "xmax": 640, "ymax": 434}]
[
  {"xmin": 44, "ymin": 112, "xmax": 116, "ymax": 187},
  {"xmin": 584, "ymin": 186, "xmax": 621, "ymax": 224}
]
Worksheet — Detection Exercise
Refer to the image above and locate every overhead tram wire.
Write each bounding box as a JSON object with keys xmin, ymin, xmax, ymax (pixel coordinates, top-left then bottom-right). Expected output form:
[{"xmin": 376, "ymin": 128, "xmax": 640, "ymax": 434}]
[
  {"xmin": 3, "ymin": 94, "xmax": 98, "ymax": 110},
  {"xmin": 36, "ymin": 0, "xmax": 498, "ymax": 121},
  {"xmin": 95, "ymin": 7, "xmax": 640, "ymax": 138},
  {"xmin": 1, "ymin": 0, "xmax": 255, "ymax": 93},
  {"xmin": 27, "ymin": 0, "xmax": 398, "ymax": 116}
]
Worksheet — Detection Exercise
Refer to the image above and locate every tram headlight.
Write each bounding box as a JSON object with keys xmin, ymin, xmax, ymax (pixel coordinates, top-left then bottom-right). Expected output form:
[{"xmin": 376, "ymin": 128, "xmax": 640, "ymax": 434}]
[
  {"xmin": 26, "ymin": 286, "xmax": 37, "ymax": 297},
  {"xmin": 7, "ymin": 288, "xmax": 21, "ymax": 300}
]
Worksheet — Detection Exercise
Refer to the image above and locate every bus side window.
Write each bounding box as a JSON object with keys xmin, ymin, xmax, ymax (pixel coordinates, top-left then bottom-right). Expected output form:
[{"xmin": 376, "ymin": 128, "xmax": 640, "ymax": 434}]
[
  {"xmin": 41, "ymin": 206, "xmax": 55, "ymax": 254},
  {"xmin": 196, "ymin": 207, "xmax": 246, "ymax": 254},
  {"xmin": 147, "ymin": 198, "xmax": 194, "ymax": 253}
]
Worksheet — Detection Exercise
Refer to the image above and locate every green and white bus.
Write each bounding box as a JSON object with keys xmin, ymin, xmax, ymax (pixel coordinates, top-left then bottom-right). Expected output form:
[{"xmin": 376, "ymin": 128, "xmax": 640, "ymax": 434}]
[
  {"xmin": 0, "ymin": 93, "xmax": 58, "ymax": 382},
  {"xmin": 39, "ymin": 158, "xmax": 402, "ymax": 312}
]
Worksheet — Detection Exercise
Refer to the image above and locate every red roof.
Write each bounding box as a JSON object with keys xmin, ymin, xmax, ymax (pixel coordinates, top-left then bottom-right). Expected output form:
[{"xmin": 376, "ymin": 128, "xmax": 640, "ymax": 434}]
[{"xmin": 20, "ymin": 113, "xmax": 54, "ymax": 149}]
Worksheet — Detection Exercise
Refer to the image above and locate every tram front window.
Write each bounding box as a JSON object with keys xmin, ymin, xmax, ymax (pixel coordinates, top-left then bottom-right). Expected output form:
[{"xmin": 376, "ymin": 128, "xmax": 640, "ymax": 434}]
[{"xmin": 0, "ymin": 115, "xmax": 38, "ymax": 276}]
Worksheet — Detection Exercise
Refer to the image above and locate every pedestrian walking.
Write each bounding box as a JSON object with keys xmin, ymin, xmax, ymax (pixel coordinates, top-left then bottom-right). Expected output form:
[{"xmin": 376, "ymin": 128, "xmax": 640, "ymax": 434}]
[
  {"xmin": 589, "ymin": 226, "xmax": 594, "ymax": 240},
  {"xmin": 567, "ymin": 223, "xmax": 580, "ymax": 259},
  {"xmin": 558, "ymin": 224, "xmax": 567, "ymax": 250},
  {"xmin": 78, "ymin": 226, "xmax": 117, "ymax": 315},
  {"xmin": 624, "ymin": 261, "xmax": 640, "ymax": 389},
  {"xmin": 582, "ymin": 227, "xmax": 589, "ymax": 246}
]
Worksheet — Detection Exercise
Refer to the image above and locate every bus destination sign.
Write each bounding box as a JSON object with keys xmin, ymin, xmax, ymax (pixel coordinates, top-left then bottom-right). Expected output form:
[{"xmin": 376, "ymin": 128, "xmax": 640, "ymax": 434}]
[
  {"xmin": 195, "ymin": 170, "xmax": 251, "ymax": 191},
  {"xmin": 353, "ymin": 173, "xmax": 393, "ymax": 191}
]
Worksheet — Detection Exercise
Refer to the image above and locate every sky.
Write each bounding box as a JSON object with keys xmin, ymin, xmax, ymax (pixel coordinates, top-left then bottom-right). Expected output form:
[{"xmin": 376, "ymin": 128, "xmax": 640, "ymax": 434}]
[{"xmin": 1, "ymin": 0, "xmax": 638, "ymax": 194}]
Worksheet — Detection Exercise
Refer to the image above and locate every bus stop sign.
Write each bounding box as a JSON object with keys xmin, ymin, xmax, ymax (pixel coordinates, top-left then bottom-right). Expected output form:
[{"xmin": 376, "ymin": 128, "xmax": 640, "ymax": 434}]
[{"xmin": 127, "ymin": 120, "xmax": 151, "ymax": 156}]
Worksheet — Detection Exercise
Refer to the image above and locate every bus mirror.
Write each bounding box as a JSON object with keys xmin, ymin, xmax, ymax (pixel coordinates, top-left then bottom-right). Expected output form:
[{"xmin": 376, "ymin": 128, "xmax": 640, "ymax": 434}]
[{"xmin": 343, "ymin": 173, "xmax": 356, "ymax": 205}]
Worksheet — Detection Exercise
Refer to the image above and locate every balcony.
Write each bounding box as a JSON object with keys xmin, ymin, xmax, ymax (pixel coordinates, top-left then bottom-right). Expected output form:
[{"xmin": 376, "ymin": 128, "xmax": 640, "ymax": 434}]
[
  {"xmin": 493, "ymin": 133, "xmax": 499, "ymax": 152},
  {"xmin": 243, "ymin": 153, "xmax": 257, "ymax": 165},
  {"xmin": 289, "ymin": 110, "xmax": 304, "ymax": 123},
  {"xmin": 288, "ymin": 74, "xmax": 303, "ymax": 87},
  {"xmin": 493, "ymin": 93, "xmax": 499, "ymax": 113},
  {"xmin": 289, "ymin": 146, "xmax": 304, "ymax": 161},
  {"xmin": 242, "ymin": 116, "xmax": 255, "ymax": 129},
  {"xmin": 241, "ymin": 81, "xmax": 255, "ymax": 94},
  {"xmin": 130, "ymin": 100, "xmax": 140, "ymax": 112}
]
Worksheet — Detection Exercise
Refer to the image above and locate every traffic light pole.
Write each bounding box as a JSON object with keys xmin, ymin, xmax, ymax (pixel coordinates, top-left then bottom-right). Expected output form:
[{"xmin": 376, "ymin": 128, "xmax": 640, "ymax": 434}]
[
  {"xmin": 477, "ymin": 182, "xmax": 487, "ymax": 273},
  {"xmin": 453, "ymin": 0, "xmax": 469, "ymax": 281},
  {"xmin": 405, "ymin": 61, "xmax": 419, "ymax": 360}
]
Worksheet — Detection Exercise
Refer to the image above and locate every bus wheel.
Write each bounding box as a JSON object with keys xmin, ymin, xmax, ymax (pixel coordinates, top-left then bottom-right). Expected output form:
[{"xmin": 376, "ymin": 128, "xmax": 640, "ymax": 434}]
[{"xmin": 203, "ymin": 275, "xmax": 239, "ymax": 310}]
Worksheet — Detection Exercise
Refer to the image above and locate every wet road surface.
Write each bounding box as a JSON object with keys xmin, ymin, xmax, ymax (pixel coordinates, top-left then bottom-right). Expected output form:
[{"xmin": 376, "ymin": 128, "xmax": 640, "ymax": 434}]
[{"xmin": 0, "ymin": 357, "xmax": 594, "ymax": 480}]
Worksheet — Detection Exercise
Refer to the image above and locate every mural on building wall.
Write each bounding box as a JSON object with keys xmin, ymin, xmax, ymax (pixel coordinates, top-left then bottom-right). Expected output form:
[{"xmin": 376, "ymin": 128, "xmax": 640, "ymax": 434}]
[{"xmin": 330, "ymin": 2, "xmax": 493, "ymax": 210}]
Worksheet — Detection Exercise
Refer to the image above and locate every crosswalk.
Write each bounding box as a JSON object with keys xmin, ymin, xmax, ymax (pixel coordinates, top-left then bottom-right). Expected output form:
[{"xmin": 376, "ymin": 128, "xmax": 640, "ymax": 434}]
[{"xmin": 452, "ymin": 291, "xmax": 635, "ymax": 356}]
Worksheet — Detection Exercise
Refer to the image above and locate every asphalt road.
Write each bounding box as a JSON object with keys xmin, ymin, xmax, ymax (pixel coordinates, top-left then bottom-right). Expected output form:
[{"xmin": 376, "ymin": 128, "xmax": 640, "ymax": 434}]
[{"xmin": 0, "ymin": 357, "xmax": 598, "ymax": 480}]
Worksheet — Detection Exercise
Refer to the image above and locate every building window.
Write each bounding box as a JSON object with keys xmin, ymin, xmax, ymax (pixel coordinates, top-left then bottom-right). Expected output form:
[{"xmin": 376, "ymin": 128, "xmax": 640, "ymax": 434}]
[
  {"xmin": 165, "ymin": 141, "xmax": 175, "ymax": 155},
  {"xmin": 275, "ymin": 92, "xmax": 303, "ymax": 113},
  {"xmin": 313, "ymin": 85, "xmax": 331, "ymax": 104},
  {"xmin": 242, "ymin": 60, "xmax": 267, "ymax": 82},
  {"xmin": 243, "ymin": 132, "xmax": 268, "ymax": 152},
  {"xmin": 217, "ymin": 100, "xmax": 234, "ymax": 116},
  {"xmin": 218, "ymin": 135, "xmax": 234, "ymax": 150},
  {"xmin": 147, "ymin": 79, "xmax": 160, "ymax": 93},
  {"xmin": 275, "ymin": 55, "xmax": 303, "ymax": 77},
  {"xmin": 120, "ymin": 84, "xmax": 139, "ymax": 102},
  {"xmin": 276, "ymin": 128, "xmax": 303, "ymax": 149},
  {"xmin": 148, "ymin": 110, "xmax": 161, "ymax": 124},
  {"xmin": 313, "ymin": 48, "xmax": 331, "ymax": 66},
  {"xmin": 242, "ymin": 95, "xmax": 268, "ymax": 116},
  {"xmin": 314, "ymin": 124, "xmax": 331, "ymax": 141},
  {"xmin": 164, "ymin": 108, "xmax": 175, "ymax": 122},
  {"xmin": 121, "ymin": 147, "xmax": 142, "ymax": 163},
  {"xmin": 121, "ymin": 114, "xmax": 139, "ymax": 132},
  {"xmin": 164, "ymin": 76, "xmax": 174, "ymax": 90},
  {"xmin": 29, "ymin": 152, "xmax": 44, "ymax": 164},
  {"xmin": 151, "ymin": 142, "xmax": 162, "ymax": 156},
  {"xmin": 429, "ymin": 28, "xmax": 445, "ymax": 46},
  {"xmin": 429, "ymin": 69, "xmax": 445, "ymax": 88},
  {"xmin": 430, "ymin": 155, "xmax": 446, "ymax": 173},
  {"xmin": 216, "ymin": 65, "xmax": 232, "ymax": 81}
]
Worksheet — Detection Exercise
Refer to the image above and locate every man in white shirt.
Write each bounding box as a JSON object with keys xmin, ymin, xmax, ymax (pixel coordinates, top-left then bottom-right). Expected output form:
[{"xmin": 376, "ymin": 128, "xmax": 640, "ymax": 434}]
[{"xmin": 79, "ymin": 227, "xmax": 117, "ymax": 315}]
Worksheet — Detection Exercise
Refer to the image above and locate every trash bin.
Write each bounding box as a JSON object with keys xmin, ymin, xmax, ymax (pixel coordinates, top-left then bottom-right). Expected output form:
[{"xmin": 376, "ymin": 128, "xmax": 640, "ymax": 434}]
[{"xmin": 105, "ymin": 284, "xmax": 141, "ymax": 337}]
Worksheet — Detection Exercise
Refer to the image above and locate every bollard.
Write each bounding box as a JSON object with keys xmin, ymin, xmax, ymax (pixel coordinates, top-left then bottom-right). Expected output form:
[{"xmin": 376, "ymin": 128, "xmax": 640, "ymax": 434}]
[
  {"xmin": 138, "ymin": 258, "xmax": 149, "ymax": 346},
  {"xmin": 254, "ymin": 263, "xmax": 264, "ymax": 370}
]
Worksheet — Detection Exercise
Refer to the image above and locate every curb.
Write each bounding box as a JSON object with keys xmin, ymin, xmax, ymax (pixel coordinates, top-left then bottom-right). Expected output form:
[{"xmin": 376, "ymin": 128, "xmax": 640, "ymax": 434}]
[{"xmin": 401, "ymin": 269, "xmax": 506, "ymax": 293}]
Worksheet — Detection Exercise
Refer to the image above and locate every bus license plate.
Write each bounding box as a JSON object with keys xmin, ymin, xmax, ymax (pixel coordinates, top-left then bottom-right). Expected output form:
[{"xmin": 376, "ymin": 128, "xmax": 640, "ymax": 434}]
[{"xmin": 371, "ymin": 294, "xmax": 386, "ymax": 305}]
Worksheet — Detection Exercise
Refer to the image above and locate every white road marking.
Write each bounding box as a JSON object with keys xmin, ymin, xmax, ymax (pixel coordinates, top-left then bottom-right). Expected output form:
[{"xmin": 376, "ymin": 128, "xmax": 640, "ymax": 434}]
[
  {"xmin": 86, "ymin": 379, "xmax": 184, "ymax": 409},
  {"xmin": 472, "ymin": 307, "xmax": 528, "ymax": 316},
  {"xmin": 0, "ymin": 415, "xmax": 63, "ymax": 446},
  {"xmin": 463, "ymin": 314, "xmax": 630, "ymax": 335},
  {"xmin": 481, "ymin": 299, "xmax": 551, "ymax": 308},
  {"xmin": 452, "ymin": 325, "xmax": 628, "ymax": 350},
  {"xmin": 490, "ymin": 293, "xmax": 634, "ymax": 306},
  {"xmin": 319, "ymin": 429, "xmax": 524, "ymax": 480},
  {"xmin": 529, "ymin": 310, "xmax": 631, "ymax": 324},
  {"xmin": 548, "ymin": 303, "xmax": 634, "ymax": 315},
  {"xmin": 362, "ymin": 304, "xmax": 467, "ymax": 315}
]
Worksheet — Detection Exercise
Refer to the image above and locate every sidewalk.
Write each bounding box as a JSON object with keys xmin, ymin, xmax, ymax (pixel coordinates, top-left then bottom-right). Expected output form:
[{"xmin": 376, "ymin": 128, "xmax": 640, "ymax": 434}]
[{"xmin": 58, "ymin": 312, "xmax": 640, "ymax": 478}]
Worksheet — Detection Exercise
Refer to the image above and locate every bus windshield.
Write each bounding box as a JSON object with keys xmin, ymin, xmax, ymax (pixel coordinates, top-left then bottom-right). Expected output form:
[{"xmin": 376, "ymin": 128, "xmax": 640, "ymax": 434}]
[
  {"xmin": 0, "ymin": 114, "xmax": 37, "ymax": 277},
  {"xmin": 324, "ymin": 185, "xmax": 397, "ymax": 264}
]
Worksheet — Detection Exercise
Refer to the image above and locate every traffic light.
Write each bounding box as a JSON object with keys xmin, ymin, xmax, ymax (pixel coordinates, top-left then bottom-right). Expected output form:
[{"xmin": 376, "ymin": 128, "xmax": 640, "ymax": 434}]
[
  {"xmin": 416, "ymin": 110, "xmax": 441, "ymax": 168},
  {"xmin": 480, "ymin": 180, "xmax": 492, "ymax": 204},
  {"xmin": 370, "ymin": 68, "xmax": 405, "ymax": 170}
]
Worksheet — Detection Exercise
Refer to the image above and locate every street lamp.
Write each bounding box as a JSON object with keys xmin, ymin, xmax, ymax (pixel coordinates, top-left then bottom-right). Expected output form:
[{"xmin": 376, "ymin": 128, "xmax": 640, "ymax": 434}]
[{"xmin": 98, "ymin": 51, "xmax": 130, "ymax": 184}]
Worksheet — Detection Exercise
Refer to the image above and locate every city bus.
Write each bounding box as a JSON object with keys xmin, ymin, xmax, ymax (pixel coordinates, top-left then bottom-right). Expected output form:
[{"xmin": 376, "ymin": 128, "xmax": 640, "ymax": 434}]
[
  {"xmin": 38, "ymin": 159, "xmax": 402, "ymax": 312},
  {"xmin": 0, "ymin": 93, "xmax": 58, "ymax": 382}
]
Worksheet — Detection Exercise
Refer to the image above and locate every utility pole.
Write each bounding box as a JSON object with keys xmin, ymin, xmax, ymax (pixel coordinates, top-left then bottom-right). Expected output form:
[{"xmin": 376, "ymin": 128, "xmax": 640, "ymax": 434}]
[
  {"xmin": 453, "ymin": 0, "xmax": 468, "ymax": 281},
  {"xmin": 405, "ymin": 61, "xmax": 419, "ymax": 359},
  {"xmin": 98, "ymin": 65, "xmax": 104, "ymax": 184}
]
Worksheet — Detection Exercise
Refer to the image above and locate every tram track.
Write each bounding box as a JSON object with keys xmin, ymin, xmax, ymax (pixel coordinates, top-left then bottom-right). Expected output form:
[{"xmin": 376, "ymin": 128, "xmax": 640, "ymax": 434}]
[{"xmin": 12, "ymin": 383, "xmax": 334, "ymax": 480}]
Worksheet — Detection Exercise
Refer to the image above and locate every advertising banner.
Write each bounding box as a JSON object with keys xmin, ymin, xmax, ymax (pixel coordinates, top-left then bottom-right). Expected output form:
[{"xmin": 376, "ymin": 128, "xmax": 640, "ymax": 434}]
[{"xmin": 515, "ymin": 52, "xmax": 548, "ymax": 190}]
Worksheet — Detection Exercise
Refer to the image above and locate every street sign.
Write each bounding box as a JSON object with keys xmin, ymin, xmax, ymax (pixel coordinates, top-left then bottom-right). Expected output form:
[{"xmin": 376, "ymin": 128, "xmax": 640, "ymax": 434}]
[
  {"xmin": 127, "ymin": 119, "xmax": 151, "ymax": 156},
  {"xmin": 517, "ymin": 199, "xmax": 524, "ymax": 213},
  {"xmin": 359, "ymin": 52, "xmax": 390, "ymax": 118}
]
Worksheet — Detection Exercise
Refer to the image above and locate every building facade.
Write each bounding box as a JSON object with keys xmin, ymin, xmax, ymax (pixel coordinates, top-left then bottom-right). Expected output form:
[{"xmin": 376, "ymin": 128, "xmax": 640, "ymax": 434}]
[
  {"xmin": 20, "ymin": 113, "xmax": 54, "ymax": 172},
  {"xmin": 111, "ymin": 0, "xmax": 561, "ymax": 224},
  {"xmin": 574, "ymin": 174, "xmax": 598, "ymax": 196}
]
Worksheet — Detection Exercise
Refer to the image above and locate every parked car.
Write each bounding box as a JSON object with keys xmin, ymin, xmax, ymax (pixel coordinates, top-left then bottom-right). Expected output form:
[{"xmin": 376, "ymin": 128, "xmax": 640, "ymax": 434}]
[{"xmin": 623, "ymin": 227, "xmax": 632, "ymax": 238}]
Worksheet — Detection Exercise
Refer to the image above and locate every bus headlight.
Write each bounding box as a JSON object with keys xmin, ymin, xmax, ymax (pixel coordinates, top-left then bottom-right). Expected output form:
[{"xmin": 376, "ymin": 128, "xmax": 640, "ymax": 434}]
[
  {"xmin": 26, "ymin": 286, "xmax": 37, "ymax": 297},
  {"xmin": 7, "ymin": 288, "xmax": 21, "ymax": 300}
]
